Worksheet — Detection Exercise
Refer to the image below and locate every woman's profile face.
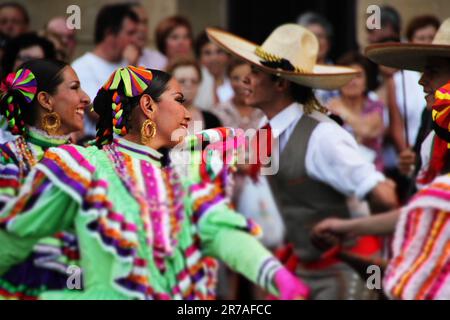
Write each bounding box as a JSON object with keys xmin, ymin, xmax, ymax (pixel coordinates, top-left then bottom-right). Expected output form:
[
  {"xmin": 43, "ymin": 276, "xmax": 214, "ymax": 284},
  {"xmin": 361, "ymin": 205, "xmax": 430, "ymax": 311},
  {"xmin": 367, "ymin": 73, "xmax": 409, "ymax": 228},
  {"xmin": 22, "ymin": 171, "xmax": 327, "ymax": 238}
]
[{"xmin": 152, "ymin": 78, "xmax": 191, "ymax": 148}]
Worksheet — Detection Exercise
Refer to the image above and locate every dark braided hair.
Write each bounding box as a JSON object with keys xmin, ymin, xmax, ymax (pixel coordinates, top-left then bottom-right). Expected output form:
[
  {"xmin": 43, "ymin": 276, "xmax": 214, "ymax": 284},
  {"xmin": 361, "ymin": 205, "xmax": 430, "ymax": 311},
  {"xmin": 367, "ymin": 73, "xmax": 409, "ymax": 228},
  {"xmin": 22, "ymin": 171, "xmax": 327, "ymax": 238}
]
[
  {"xmin": 0, "ymin": 59, "xmax": 68, "ymax": 135},
  {"xmin": 94, "ymin": 68, "xmax": 172, "ymax": 148}
]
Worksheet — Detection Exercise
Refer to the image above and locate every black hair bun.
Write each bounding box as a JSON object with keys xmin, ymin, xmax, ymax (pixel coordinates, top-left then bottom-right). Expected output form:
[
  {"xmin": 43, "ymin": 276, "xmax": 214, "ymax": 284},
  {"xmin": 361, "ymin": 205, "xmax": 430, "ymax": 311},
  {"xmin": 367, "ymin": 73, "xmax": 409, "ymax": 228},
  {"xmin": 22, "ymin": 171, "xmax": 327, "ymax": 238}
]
[{"xmin": 93, "ymin": 88, "xmax": 113, "ymax": 116}]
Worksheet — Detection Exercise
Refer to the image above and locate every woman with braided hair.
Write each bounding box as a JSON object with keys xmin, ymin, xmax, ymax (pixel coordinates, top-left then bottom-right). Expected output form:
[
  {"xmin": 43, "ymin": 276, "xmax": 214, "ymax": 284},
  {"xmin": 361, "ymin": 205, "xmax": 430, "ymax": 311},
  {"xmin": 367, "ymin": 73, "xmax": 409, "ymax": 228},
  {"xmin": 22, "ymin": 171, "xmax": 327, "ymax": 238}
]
[
  {"xmin": 0, "ymin": 65, "xmax": 309, "ymax": 300},
  {"xmin": 0, "ymin": 58, "xmax": 90, "ymax": 299}
]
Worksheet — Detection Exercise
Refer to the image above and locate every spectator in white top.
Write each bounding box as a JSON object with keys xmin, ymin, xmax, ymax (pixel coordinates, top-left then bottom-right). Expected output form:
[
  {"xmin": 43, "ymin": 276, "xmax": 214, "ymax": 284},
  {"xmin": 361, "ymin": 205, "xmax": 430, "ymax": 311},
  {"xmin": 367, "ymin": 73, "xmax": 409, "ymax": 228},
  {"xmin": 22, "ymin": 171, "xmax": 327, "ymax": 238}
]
[
  {"xmin": 71, "ymin": 3, "xmax": 139, "ymax": 140},
  {"xmin": 128, "ymin": 2, "xmax": 167, "ymax": 70},
  {"xmin": 396, "ymin": 15, "xmax": 439, "ymax": 145},
  {"xmin": 297, "ymin": 11, "xmax": 339, "ymax": 105},
  {"xmin": 194, "ymin": 30, "xmax": 233, "ymax": 111},
  {"xmin": 397, "ymin": 15, "xmax": 440, "ymax": 176}
]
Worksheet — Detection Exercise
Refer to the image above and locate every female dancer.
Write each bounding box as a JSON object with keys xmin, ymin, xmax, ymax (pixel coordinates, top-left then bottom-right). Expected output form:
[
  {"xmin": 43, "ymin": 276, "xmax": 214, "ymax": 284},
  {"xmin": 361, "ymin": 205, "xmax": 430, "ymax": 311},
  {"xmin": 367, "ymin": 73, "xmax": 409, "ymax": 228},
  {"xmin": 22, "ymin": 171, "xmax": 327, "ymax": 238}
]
[
  {"xmin": 0, "ymin": 66, "xmax": 308, "ymax": 299},
  {"xmin": 0, "ymin": 58, "xmax": 90, "ymax": 299}
]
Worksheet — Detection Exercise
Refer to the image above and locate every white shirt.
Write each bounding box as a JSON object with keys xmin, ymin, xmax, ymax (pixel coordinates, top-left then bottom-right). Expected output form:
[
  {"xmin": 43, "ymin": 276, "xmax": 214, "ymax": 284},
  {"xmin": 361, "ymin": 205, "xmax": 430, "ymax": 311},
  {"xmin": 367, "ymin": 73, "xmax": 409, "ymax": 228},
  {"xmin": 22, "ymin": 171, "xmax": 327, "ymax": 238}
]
[
  {"xmin": 138, "ymin": 48, "xmax": 167, "ymax": 70},
  {"xmin": 261, "ymin": 102, "xmax": 386, "ymax": 199},
  {"xmin": 394, "ymin": 70, "xmax": 426, "ymax": 145},
  {"xmin": 416, "ymin": 131, "xmax": 435, "ymax": 190},
  {"xmin": 194, "ymin": 66, "xmax": 234, "ymax": 111},
  {"xmin": 72, "ymin": 52, "xmax": 128, "ymax": 137}
]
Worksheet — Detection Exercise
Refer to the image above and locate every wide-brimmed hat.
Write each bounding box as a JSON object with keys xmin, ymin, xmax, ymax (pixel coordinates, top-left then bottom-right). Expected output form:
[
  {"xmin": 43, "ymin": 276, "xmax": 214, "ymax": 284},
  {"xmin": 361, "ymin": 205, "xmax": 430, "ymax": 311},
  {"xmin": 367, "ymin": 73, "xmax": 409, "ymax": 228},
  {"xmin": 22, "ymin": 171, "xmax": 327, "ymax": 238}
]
[
  {"xmin": 365, "ymin": 18, "xmax": 450, "ymax": 72},
  {"xmin": 206, "ymin": 24, "xmax": 359, "ymax": 90}
]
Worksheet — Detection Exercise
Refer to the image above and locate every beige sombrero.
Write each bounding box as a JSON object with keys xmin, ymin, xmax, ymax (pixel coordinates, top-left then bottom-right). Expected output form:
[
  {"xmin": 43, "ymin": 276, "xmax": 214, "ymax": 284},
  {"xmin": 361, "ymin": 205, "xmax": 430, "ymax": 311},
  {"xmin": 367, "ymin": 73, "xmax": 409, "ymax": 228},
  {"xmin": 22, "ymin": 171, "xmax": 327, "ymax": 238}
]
[
  {"xmin": 366, "ymin": 18, "xmax": 450, "ymax": 72},
  {"xmin": 206, "ymin": 24, "xmax": 359, "ymax": 90}
]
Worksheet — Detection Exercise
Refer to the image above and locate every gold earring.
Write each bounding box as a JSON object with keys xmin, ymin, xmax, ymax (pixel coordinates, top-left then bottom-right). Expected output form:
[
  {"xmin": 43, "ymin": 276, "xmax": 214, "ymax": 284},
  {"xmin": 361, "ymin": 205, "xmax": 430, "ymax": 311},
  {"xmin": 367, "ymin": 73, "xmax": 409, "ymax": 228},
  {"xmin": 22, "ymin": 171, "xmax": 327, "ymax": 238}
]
[
  {"xmin": 141, "ymin": 119, "xmax": 156, "ymax": 145},
  {"xmin": 42, "ymin": 111, "xmax": 61, "ymax": 135}
]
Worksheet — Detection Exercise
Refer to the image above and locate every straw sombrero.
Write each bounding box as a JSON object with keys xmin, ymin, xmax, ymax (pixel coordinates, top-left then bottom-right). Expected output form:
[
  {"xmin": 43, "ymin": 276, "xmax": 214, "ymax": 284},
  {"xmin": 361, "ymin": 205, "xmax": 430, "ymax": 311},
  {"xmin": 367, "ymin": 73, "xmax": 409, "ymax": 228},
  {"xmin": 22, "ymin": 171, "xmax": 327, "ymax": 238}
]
[
  {"xmin": 366, "ymin": 18, "xmax": 450, "ymax": 72},
  {"xmin": 206, "ymin": 24, "xmax": 359, "ymax": 90}
]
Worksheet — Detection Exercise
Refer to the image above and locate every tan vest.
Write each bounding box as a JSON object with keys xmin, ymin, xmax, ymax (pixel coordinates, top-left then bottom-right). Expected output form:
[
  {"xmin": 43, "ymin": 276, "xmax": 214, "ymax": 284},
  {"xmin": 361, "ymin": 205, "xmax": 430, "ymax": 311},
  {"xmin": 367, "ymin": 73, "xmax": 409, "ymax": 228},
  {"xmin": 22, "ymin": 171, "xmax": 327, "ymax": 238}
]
[{"xmin": 268, "ymin": 114, "xmax": 351, "ymax": 262}]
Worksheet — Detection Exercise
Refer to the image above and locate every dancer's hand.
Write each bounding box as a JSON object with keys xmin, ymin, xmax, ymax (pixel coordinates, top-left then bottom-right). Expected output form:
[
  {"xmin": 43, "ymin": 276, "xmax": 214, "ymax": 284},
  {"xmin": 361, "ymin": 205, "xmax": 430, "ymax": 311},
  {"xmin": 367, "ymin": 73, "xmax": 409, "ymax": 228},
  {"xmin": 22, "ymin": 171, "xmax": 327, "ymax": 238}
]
[
  {"xmin": 310, "ymin": 229, "xmax": 341, "ymax": 252},
  {"xmin": 398, "ymin": 148, "xmax": 416, "ymax": 176},
  {"xmin": 273, "ymin": 267, "xmax": 310, "ymax": 300},
  {"xmin": 312, "ymin": 218, "xmax": 357, "ymax": 241}
]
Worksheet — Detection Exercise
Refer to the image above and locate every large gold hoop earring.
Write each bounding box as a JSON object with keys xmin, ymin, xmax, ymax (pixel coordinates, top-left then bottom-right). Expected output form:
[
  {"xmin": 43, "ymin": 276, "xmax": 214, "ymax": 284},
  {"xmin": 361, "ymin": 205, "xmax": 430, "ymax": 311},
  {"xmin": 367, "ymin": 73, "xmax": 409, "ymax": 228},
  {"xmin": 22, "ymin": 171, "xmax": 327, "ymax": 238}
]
[
  {"xmin": 141, "ymin": 119, "xmax": 156, "ymax": 145},
  {"xmin": 41, "ymin": 111, "xmax": 61, "ymax": 135}
]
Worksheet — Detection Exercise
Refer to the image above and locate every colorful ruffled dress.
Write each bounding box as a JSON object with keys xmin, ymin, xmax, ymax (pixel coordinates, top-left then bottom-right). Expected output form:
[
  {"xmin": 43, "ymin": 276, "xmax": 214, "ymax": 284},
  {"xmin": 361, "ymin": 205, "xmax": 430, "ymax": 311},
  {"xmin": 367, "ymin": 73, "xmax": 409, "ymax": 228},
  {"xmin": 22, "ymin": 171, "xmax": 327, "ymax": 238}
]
[
  {"xmin": 383, "ymin": 82, "xmax": 450, "ymax": 300},
  {"xmin": 0, "ymin": 127, "xmax": 79, "ymax": 299},
  {"xmin": 0, "ymin": 128, "xmax": 282, "ymax": 299},
  {"xmin": 383, "ymin": 174, "xmax": 450, "ymax": 299}
]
